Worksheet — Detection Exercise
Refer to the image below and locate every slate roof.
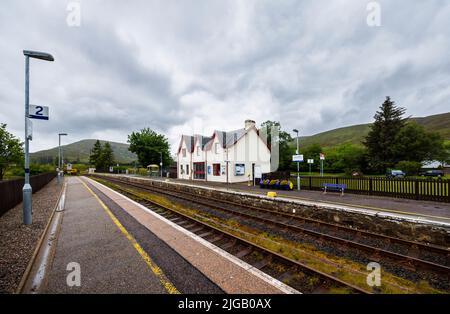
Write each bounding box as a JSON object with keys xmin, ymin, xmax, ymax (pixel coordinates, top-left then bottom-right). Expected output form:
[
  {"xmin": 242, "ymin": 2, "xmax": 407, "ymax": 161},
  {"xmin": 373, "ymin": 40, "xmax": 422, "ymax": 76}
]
[{"xmin": 178, "ymin": 124, "xmax": 268, "ymax": 153}]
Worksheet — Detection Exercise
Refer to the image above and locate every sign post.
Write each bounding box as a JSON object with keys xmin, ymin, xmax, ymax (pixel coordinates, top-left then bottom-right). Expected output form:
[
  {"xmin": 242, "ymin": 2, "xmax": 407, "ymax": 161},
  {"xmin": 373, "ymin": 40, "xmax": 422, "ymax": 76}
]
[
  {"xmin": 307, "ymin": 159, "xmax": 314, "ymax": 175},
  {"xmin": 292, "ymin": 154, "xmax": 303, "ymax": 191},
  {"xmin": 319, "ymin": 153, "xmax": 325, "ymax": 177}
]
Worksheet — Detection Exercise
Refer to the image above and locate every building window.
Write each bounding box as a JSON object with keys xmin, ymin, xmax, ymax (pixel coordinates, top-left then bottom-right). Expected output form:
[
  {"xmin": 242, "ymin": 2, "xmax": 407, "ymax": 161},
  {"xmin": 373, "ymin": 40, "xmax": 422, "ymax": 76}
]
[
  {"xmin": 180, "ymin": 164, "xmax": 184, "ymax": 174},
  {"xmin": 213, "ymin": 163, "xmax": 220, "ymax": 176},
  {"xmin": 215, "ymin": 143, "xmax": 219, "ymax": 154},
  {"xmin": 197, "ymin": 146, "xmax": 200, "ymax": 156},
  {"xmin": 186, "ymin": 164, "xmax": 189, "ymax": 175},
  {"xmin": 182, "ymin": 148, "xmax": 186, "ymax": 157}
]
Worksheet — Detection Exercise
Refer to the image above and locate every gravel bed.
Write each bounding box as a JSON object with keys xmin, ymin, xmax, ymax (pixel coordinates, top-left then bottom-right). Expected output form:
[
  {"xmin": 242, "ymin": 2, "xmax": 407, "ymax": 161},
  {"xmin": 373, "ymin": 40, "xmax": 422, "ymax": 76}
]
[{"xmin": 0, "ymin": 178, "xmax": 62, "ymax": 294}]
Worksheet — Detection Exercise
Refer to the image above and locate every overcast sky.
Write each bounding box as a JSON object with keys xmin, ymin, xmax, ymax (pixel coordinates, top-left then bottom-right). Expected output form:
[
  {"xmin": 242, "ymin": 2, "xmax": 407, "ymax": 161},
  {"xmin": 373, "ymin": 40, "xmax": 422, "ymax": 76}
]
[{"xmin": 1, "ymin": 0, "xmax": 449, "ymax": 154}]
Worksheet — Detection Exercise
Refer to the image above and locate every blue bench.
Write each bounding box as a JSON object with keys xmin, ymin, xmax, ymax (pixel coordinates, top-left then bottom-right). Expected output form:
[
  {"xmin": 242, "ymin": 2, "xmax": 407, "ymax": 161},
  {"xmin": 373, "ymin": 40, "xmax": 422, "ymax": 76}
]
[{"xmin": 322, "ymin": 183, "xmax": 346, "ymax": 196}]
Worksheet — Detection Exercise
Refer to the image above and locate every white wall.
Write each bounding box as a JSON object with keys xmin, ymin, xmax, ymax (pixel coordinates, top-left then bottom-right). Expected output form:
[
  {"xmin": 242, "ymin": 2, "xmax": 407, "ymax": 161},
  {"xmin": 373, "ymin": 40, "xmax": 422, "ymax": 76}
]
[
  {"xmin": 206, "ymin": 134, "xmax": 227, "ymax": 182},
  {"xmin": 177, "ymin": 128, "xmax": 271, "ymax": 183},
  {"xmin": 177, "ymin": 139, "xmax": 191, "ymax": 180},
  {"xmin": 226, "ymin": 128, "xmax": 271, "ymax": 183}
]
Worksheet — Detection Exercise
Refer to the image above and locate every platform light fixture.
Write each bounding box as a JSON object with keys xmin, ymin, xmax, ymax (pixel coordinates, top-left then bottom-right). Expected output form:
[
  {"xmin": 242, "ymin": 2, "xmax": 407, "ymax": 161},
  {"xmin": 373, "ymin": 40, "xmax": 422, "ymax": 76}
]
[{"xmin": 22, "ymin": 50, "xmax": 54, "ymax": 225}]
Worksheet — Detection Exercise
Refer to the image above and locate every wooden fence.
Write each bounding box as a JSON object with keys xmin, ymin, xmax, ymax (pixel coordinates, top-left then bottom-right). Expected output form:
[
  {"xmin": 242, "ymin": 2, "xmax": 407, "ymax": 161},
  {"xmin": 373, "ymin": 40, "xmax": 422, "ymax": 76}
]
[
  {"xmin": 0, "ymin": 172, "xmax": 57, "ymax": 217},
  {"xmin": 292, "ymin": 175, "xmax": 450, "ymax": 203}
]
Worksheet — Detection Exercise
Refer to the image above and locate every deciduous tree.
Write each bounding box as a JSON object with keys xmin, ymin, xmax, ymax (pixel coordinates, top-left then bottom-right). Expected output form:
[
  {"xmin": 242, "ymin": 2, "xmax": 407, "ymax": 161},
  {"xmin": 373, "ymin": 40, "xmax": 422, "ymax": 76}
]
[
  {"xmin": 127, "ymin": 128, "xmax": 171, "ymax": 169},
  {"xmin": 260, "ymin": 121, "xmax": 293, "ymax": 171},
  {"xmin": 0, "ymin": 123, "xmax": 23, "ymax": 180}
]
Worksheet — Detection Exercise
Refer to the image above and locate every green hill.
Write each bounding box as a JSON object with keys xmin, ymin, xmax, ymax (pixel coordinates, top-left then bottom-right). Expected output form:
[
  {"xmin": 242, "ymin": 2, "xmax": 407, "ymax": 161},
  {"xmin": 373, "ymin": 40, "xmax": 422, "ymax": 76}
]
[
  {"xmin": 299, "ymin": 112, "xmax": 450, "ymax": 148},
  {"xmin": 31, "ymin": 139, "xmax": 137, "ymax": 164}
]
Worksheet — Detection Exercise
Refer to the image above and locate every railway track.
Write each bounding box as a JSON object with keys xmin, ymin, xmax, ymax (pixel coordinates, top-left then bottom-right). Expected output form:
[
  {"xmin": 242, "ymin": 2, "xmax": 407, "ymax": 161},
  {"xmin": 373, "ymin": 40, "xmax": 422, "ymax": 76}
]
[
  {"xmin": 92, "ymin": 175, "xmax": 450, "ymax": 292},
  {"xmin": 96, "ymin": 176, "xmax": 450, "ymax": 275},
  {"xmin": 89, "ymin": 176, "xmax": 370, "ymax": 294}
]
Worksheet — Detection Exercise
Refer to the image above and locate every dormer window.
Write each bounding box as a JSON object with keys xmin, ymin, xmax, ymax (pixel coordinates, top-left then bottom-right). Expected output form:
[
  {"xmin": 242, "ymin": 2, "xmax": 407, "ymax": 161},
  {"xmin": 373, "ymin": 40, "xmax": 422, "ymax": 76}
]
[
  {"xmin": 197, "ymin": 145, "xmax": 200, "ymax": 156},
  {"xmin": 182, "ymin": 148, "xmax": 186, "ymax": 157},
  {"xmin": 215, "ymin": 143, "xmax": 219, "ymax": 154}
]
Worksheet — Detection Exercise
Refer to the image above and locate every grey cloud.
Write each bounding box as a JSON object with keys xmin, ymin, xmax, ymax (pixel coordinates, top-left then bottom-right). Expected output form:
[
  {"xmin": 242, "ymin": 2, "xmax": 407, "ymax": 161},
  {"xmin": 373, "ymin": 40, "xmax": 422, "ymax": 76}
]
[{"xmin": 0, "ymin": 0, "xmax": 449, "ymax": 153}]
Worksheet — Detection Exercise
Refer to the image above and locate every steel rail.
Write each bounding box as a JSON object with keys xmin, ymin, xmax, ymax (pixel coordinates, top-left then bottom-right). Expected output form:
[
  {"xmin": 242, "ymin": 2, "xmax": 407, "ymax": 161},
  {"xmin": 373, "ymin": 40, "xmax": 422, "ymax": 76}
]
[
  {"xmin": 97, "ymin": 175, "xmax": 450, "ymax": 277},
  {"xmin": 94, "ymin": 176, "xmax": 371, "ymax": 294}
]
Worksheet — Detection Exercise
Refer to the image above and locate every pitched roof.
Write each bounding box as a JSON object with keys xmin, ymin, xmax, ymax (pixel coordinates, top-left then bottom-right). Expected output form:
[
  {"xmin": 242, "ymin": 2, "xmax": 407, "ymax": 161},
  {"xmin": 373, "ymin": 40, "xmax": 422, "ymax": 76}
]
[
  {"xmin": 178, "ymin": 124, "xmax": 269, "ymax": 154},
  {"xmin": 177, "ymin": 135, "xmax": 194, "ymax": 153},
  {"xmin": 193, "ymin": 134, "xmax": 212, "ymax": 150}
]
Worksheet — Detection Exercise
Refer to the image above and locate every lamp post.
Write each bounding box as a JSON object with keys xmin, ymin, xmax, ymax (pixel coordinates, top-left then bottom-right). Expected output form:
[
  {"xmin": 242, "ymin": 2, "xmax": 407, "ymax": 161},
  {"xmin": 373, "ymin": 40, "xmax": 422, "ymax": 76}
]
[
  {"xmin": 160, "ymin": 152, "xmax": 163, "ymax": 177},
  {"xmin": 293, "ymin": 129, "xmax": 300, "ymax": 191},
  {"xmin": 22, "ymin": 50, "xmax": 54, "ymax": 225},
  {"xmin": 58, "ymin": 133, "xmax": 68, "ymax": 183}
]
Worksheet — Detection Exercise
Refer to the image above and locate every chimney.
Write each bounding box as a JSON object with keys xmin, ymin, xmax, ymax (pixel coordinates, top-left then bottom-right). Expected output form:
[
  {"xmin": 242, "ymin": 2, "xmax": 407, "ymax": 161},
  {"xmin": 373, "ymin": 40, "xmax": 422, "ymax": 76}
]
[{"xmin": 244, "ymin": 119, "xmax": 256, "ymax": 130}]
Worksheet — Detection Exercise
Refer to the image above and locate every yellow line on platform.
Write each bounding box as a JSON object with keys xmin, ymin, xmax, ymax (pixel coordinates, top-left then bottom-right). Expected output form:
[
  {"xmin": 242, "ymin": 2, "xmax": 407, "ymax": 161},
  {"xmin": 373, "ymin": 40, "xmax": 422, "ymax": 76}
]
[
  {"xmin": 230, "ymin": 187, "xmax": 450, "ymax": 222},
  {"xmin": 78, "ymin": 178, "xmax": 180, "ymax": 294}
]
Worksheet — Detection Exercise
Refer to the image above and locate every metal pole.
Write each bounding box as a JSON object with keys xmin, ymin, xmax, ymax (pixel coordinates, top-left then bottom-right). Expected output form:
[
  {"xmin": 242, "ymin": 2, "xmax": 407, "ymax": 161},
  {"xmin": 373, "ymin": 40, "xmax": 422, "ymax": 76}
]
[
  {"xmin": 57, "ymin": 135, "xmax": 61, "ymax": 183},
  {"xmin": 321, "ymin": 159, "xmax": 324, "ymax": 177},
  {"xmin": 160, "ymin": 152, "xmax": 163, "ymax": 177},
  {"xmin": 296, "ymin": 132, "xmax": 300, "ymax": 191},
  {"xmin": 23, "ymin": 56, "xmax": 32, "ymax": 225},
  {"xmin": 61, "ymin": 141, "xmax": 64, "ymax": 174},
  {"xmin": 58, "ymin": 137, "xmax": 60, "ymax": 170},
  {"xmin": 58, "ymin": 135, "xmax": 61, "ymax": 171}
]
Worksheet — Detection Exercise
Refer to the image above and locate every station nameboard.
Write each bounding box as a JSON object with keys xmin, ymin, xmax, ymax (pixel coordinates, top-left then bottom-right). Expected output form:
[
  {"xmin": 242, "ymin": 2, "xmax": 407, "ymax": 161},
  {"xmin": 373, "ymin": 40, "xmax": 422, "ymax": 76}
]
[{"xmin": 292, "ymin": 154, "xmax": 304, "ymax": 162}]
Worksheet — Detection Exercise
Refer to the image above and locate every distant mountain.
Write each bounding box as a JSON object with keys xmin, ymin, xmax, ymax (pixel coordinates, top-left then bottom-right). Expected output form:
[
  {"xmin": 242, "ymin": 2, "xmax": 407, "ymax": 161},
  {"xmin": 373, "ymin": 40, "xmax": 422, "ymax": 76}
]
[
  {"xmin": 30, "ymin": 139, "xmax": 137, "ymax": 164},
  {"xmin": 298, "ymin": 112, "xmax": 450, "ymax": 148}
]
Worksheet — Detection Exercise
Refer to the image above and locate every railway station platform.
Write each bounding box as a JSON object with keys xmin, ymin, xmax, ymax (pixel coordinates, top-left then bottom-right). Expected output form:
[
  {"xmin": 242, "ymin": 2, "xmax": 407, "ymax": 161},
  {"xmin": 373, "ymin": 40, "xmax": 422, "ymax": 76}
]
[
  {"xmin": 125, "ymin": 175, "xmax": 450, "ymax": 226},
  {"xmin": 25, "ymin": 176, "xmax": 295, "ymax": 294}
]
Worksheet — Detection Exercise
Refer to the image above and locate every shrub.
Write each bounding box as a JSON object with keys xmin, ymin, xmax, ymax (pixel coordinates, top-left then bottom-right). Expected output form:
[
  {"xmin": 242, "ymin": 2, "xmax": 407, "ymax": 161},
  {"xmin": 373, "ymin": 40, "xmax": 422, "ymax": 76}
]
[{"xmin": 395, "ymin": 161, "xmax": 422, "ymax": 176}]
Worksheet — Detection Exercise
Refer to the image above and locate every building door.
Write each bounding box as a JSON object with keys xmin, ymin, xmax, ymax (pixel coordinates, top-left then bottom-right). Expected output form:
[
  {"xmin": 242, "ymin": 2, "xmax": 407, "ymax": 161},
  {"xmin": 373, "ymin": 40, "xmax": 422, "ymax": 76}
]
[{"xmin": 193, "ymin": 162, "xmax": 205, "ymax": 180}]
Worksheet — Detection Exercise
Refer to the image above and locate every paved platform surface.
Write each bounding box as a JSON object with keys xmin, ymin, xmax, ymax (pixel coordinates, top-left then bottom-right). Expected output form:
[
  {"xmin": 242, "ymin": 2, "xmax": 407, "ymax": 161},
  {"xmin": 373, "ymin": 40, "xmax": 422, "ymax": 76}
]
[
  {"xmin": 127, "ymin": 175, "xmax": 450, "ymax": 225},
  {"xmin": 44, "ymin": 177, "xmax": 221, "ymax": 293},
  {"xmin": 44, "ymin": 176, "xmax": 293, "ymax": 294}
]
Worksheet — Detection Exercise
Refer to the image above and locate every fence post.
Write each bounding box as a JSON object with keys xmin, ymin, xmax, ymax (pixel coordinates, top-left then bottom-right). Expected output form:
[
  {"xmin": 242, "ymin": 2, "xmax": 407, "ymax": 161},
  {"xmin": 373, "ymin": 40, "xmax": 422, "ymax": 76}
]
[
  {"xmin": 415, "ymin": 179, "xmax": 419, "ymax": 200},
  {"xmin": 448, "ymin": 180, "xmax": 450, "ymax": 203},
  {"xmin": 309, "ymin": 176, "xmax": 312, "ymax": 190},
  {"xmin": 369, "ymin": 177, "xmax": 373, "ymax": 195}
]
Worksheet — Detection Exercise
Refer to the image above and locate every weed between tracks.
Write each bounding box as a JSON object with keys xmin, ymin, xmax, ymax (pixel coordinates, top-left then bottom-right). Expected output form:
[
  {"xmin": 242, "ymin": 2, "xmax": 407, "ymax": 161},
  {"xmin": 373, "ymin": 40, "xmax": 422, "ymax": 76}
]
[{"xmin": 92, "ymin": 177, "xmax": 445, "ymax": 294}]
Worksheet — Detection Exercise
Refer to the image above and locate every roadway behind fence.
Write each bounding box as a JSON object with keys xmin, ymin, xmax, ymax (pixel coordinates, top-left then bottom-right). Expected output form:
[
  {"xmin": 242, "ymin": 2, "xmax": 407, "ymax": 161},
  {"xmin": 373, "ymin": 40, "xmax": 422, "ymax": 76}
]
[
  {"xmin": 0, "ymin": 172, "xmax": 57, "ymax": 217},
  {"xmin": 293, "ymin": 175, "xmax": 450, "ymax": 203}
]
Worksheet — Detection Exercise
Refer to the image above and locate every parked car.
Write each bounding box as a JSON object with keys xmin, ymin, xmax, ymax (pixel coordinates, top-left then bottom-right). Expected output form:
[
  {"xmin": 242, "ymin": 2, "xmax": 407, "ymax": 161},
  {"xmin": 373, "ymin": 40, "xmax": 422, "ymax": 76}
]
[
  {"xmin": 421, "ymin": 170, "xmax": 444, "ymax": 178},
  {"xmin": 386, "ymin": 169, "xmax": 405, "ymax": 178}
]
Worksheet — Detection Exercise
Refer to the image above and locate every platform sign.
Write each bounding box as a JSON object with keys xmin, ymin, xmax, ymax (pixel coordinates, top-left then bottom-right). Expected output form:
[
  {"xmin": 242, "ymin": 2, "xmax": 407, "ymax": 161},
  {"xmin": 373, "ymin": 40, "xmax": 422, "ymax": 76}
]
[
  {"xmin": 235, "ymin": 163, "xmax": 245, "ymax": 176},
  {"xmin": 29, "ymin": 105, "xmax": 49, "ymax": 120},
  {"xmin": 320, "ymin": 153, "xmax": 325, "ymax": 160},
  {"xmin": 292, "ymin": 154, "xmax": 303, "ymax": 162},
  {"xmin": 109, "ymin": 166, "xmax": 113, "ymax": 172},
  {"xmin": 66, "ymin": 163, "xmax": 72, "ymax": 171},
  {"xmin": 307, "ymin": 159, "xmax": 314, "ymax": 164}
]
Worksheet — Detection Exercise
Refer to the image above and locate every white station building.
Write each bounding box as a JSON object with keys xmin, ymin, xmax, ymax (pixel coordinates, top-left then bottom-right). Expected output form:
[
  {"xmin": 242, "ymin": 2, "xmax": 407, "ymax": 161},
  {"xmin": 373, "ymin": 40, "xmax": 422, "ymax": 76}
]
[{"xmin": 177, "ymin": 120, "xmax": 272, "ymax": 183}]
